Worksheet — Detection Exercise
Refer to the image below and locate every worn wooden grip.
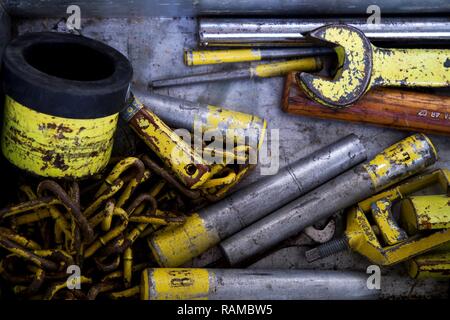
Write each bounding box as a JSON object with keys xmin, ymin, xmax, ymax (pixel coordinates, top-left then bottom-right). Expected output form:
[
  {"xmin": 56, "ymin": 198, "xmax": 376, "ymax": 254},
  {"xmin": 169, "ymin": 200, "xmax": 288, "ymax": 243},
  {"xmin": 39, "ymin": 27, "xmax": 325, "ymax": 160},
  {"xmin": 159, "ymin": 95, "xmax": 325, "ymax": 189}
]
[{"xmin": 283, "ymin": 73, "xmax": 450, "ymax": 135}]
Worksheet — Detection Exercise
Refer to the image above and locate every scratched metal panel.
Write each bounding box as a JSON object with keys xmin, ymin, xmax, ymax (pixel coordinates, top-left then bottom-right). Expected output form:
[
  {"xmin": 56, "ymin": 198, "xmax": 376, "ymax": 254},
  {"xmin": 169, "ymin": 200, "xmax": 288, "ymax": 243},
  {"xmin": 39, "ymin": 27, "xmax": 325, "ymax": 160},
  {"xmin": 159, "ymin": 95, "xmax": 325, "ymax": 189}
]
[
  {"xmin": 13, "ymin": 16, "xmax": 450, "ymax": 299},
  {"xmin": 3, "ymin": 0, "xmax": 450, "ymax": 18}
]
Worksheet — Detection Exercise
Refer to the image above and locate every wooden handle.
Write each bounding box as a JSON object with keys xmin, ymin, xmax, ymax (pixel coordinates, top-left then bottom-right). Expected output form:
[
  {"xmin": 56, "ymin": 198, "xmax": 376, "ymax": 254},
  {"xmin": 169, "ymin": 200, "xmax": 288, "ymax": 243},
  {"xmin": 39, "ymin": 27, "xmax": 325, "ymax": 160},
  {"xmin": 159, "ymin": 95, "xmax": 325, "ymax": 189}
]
[{"xmin": 283, "ymin": 73, "xmax": 450, "ymax": 135}]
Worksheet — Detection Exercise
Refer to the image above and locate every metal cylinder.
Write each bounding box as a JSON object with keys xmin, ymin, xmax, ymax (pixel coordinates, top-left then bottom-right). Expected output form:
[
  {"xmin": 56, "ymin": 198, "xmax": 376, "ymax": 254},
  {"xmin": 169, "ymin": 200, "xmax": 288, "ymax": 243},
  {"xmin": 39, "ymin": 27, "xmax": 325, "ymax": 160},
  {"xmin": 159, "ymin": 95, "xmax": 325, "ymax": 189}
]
[
  {"xmin": 147, "ymin": 134, "xmax": 366, "ymax": 267},
  {"xmin": 199, "ymin": 17, "xmax": 450, "ymax": 47},
  {"xmin": 133, "ymin": 90, "xmax": 266, "ymax": 148},
  {"xmin": 220, "ymin": 134, "xmax": 438, "ymax": 265},
  {"xmin": 141, "ymin": 268, "xmax": 379, "ymax": 300}
]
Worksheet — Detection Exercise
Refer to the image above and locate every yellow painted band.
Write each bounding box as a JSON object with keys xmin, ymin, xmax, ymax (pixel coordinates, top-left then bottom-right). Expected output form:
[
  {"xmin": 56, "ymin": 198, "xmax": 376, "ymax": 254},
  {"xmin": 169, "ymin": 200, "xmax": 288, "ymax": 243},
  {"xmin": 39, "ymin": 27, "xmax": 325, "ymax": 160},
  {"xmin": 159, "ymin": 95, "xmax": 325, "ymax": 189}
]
[
  {"xmin": 1, "ymin": 96, "xmax": 117, "ymax": 178},
  {"xmin": 147, "ymin": 268, "xmax": 210, "ymax": 300},
  {"xmin": 148, "ymin": 213, "xmax": 220, "ymax": 267},
  {"xmin": 254, "ymin": 57, "xmax": 321, "ymax": 78},
  {"xmin": 401, "ymin": 195, "xmax": 450, "ymax": 234},
  {"xmin": 362, "ymin": 134, "xmax": 436, "ymax": 190},
  {"xmin": 407, "ymin": 252, "xmax": 450, "ymax": 279},
  {"xmin": 184, "ymin": 49, "xmax": 261, "ymax": 66},
  {"xmin": 205, "ymin": 105, "xmax": 267, "ymax": 149}
]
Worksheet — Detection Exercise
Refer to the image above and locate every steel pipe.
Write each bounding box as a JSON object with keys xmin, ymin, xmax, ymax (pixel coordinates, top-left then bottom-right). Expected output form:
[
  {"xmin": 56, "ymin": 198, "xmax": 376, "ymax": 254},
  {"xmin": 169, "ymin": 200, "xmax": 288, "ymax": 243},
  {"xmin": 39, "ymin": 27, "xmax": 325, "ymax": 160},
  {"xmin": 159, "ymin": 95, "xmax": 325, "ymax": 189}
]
[
  {"xmin": 147, "ymin": 134, "xmax": 367, "ymax": 267},
  {"xmin": 133, "ymin": 90, "xmax": 266, "ymax": 147},
  {"xmin": 141, "ymin": 268, "xmax": 380, "ymax": 300},
  {"xmin": 220, "ymin": 134, "xmax": 438, "ymax": 265},
  {"xmin": 199, "ymin": 17, "xmax": 450, "ymax": 47}
]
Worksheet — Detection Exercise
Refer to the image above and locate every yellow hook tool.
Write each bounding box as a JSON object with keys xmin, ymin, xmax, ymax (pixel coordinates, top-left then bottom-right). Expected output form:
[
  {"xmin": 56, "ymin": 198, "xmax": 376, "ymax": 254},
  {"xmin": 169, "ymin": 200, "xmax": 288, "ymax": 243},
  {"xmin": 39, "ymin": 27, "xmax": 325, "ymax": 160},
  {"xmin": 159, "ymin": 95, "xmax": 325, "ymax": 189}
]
[{"xmin": 297, "ymin": 24, "xmax": 450, "ymax": 109}]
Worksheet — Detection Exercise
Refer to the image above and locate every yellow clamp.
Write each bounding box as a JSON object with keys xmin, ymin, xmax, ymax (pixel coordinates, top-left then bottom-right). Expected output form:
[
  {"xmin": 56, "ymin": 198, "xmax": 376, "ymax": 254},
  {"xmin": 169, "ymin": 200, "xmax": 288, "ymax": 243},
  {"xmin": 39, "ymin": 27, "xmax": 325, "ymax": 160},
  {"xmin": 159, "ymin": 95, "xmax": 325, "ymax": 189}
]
[{"xmin": 346, "ymin": 168, "xmax": 450, "ymax": 266}]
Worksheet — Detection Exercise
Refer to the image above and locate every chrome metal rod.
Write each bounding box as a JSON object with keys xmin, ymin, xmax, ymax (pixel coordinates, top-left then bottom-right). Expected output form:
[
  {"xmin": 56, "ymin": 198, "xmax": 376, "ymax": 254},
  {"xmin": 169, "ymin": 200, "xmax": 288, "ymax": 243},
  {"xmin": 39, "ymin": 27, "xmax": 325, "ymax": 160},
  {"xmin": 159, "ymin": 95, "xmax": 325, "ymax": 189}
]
[
  {"xmin": 220, "ymin": 134, "xmax": 437, "ymax": 265},
  {"xmin": 199, "ymin": 17, "xmax": 450, "ymax": 46},
  {"xmin": 142, "ymin": 268, "xmax": 380, "ymax": 300},
  {"xmin": 148, "ymin": 134, "xmax": 367, "ymax": 267}
]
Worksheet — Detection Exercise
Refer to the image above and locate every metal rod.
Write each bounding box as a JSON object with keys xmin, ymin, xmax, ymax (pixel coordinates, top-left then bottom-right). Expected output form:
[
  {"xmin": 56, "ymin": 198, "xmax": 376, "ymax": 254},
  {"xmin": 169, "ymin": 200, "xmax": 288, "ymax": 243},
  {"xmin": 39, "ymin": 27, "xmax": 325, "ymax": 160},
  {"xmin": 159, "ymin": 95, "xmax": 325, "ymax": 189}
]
[
  {"xmin": 142, "ymin": 268, "xmax": 380, "ymax": 300},
  {"xmin": 147, "ymin": 134, "xmax": 367, "ymax": 267},
  {"xmin": 184, "ymin": 47, "xmax": 334, "ymax": 65},
  {"xmin": 150, "ymin": 57, "xmax": 322, "ymax": 87},
  {"xmin": 219, "ymin": 134, "xmax": 438, "ymax": 266},
  {"xmin": 133, "ymin": 89, "xmax": 266, "ymax": 147},
  {"xmin": 199, "ymin": 17, "xmax": 450, "ymax": 47}
]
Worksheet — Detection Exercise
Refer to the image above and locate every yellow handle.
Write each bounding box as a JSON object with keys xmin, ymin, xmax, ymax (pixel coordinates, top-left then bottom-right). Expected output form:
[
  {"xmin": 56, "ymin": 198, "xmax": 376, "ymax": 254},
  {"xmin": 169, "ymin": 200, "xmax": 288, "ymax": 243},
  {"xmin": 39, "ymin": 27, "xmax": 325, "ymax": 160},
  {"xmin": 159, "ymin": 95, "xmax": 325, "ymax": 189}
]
[
  {"xmin": 184, "ymin": 49, "xmax": 261, "ymax": 66},
  {"xmin": 254, "ymin": 57, "xmax": 322, "ymax": 78},
  {"xmin": 372, "ymin": 47, "xmax": 450, "ymax": 87}
]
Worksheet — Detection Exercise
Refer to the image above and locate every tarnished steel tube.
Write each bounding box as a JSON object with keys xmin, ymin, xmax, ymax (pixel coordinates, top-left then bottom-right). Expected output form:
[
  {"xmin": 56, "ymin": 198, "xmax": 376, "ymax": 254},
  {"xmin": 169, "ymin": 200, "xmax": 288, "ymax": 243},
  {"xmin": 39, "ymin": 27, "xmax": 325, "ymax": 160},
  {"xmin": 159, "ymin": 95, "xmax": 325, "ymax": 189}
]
[
  {"xmin": 140, "ymin": 268, "xmax": 379, "ymax": 300},
  {"xmin": 121, "ymin": 92, "xmax": 211, "ymax": 189},
  {"xmin": 220, "ymin": 134, "xmax": 438, "ymax": 265},
  {"xmin": 147, "ymin": 134, "xmax": 366, "ymax": 267},
  {"xmin": 199, "ymin": 17, "xmax": 450, "ymax": 47},
  {"xmin": 184, "ymin": 47, "xmax": 334, "ymax": 65},
  {"xmin": 133, "ymin": 90, "xmax": 267, "ymax": 148},
  {"xmin": 151, "ymin": 57, "xmax": 322, "ymax": 88}
]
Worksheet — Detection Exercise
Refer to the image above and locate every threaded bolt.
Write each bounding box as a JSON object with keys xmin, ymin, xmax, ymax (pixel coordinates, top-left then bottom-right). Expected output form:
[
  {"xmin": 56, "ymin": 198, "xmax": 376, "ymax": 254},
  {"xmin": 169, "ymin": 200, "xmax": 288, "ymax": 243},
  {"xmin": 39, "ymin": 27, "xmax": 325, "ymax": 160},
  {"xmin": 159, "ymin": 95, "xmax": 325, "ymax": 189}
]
[{"xmin": 305, "ymin": 237, "xmax": 349, "ymax": 263}]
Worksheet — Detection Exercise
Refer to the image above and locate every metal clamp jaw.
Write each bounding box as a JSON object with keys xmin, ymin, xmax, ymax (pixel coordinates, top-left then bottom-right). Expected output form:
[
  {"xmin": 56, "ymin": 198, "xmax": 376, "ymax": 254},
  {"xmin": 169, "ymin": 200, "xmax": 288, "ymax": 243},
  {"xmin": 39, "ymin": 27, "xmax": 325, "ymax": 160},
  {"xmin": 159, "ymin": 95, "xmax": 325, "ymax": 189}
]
[{"xmin": 345, "ymin": 169, "xmax": 450, "ymax": 266}]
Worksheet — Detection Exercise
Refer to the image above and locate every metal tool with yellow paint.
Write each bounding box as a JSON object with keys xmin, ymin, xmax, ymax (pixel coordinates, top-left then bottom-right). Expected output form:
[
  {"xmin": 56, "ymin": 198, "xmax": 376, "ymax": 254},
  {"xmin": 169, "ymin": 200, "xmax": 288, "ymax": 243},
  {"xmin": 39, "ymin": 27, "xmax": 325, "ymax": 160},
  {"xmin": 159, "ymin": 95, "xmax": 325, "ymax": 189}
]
[
  {"xmin": 1, "ymin": 32, "xmax": 132, "ymax": 179},
  {"xmin": 407, "ymin": 243, "xmax": 450, "ymax": 279},
  {"xmin": 147, "ymin": 135, "xmax": 366, "ymax": 267},
  {"xmin": 151, "ymin": 57, "xmax": 322, "ymax": 87},
  {"xmin": 220, "ymin": 134, "xmax": 438, "ymax": 265},
  {"xmin": 121, "ymin": 93, "xmax": 212, "ymax": 189},
  {"xmin": 140, "ymin": 268, "xmax": 379, "ymax": 300},
  {"xmin": 184, "ymin": 47, "xmax": 334, "ymax": 66},
  {"xmin": 297, "ymin": 24, "xmax": 450, "ymax": 108},
  {"xmin": 134, "ymin": 90, "xmax": 267, "ymax": 151},
  {"xmin": 306, "ymin": 168, "xmax": 450, "ymax": 266}
]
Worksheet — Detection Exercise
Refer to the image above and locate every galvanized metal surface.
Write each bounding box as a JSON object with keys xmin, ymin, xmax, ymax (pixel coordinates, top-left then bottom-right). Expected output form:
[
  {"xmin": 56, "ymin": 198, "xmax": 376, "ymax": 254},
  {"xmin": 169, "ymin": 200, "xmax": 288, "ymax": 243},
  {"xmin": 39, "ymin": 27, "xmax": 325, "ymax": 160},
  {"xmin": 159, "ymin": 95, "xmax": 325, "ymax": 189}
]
[
  {"xmin": 12, "ymin": 17, "xmax": 450, "ymax": 298},
  {"xmin": 199, "ymin": 17, "xmax": 450, "ymax": 46},
  {"xmin": 3, "ymin": 1, "xmax": 450, "ymax": 18}
]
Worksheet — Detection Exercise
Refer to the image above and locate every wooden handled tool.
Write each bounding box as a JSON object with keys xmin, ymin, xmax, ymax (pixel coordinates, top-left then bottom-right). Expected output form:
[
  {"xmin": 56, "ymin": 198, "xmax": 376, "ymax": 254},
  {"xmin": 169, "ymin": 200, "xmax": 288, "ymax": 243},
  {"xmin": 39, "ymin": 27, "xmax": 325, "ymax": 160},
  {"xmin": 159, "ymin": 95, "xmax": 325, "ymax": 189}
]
[{"xmin": 283, "ymin": 73, "xmax": 450, "ymax": 135}]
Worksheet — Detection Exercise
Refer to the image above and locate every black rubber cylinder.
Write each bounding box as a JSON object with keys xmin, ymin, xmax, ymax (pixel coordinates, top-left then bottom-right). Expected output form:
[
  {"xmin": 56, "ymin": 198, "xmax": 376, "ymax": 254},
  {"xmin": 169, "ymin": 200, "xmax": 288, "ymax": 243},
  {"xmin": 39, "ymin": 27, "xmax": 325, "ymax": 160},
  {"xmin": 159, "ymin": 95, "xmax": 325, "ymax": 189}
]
[{"xmin": 2, "ymin": 32, "xmax": 133, "ymax": 119}]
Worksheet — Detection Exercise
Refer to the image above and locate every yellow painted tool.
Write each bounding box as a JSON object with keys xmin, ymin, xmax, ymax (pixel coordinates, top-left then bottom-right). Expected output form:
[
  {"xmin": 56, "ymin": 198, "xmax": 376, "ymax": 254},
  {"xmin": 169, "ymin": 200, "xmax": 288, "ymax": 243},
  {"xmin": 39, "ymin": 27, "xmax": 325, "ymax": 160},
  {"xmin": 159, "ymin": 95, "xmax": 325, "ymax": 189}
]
[
  {"xmin": 140, "ymin": 268, "xmax": 379, "ymax": 300},
  {"xmin": 407, "ymin": 243, "xmax": 450, "ymax": 279},
  {"xmin": 297, "ymin": 24, "xmax": 450, "ymax": 108},
  {"xmin": 152, "ymin": 57, "xmax": 322, "ymax": 87},
  {"xmin": 184, "ymin": 47, "xmax": 334, "ymax": 66},
  {"xmin": 121, "ymin": 93, "xmax": 212, "ymax": 189},
  {"xmin": 306, "ymin": 169, "xmax": 450, "ymax": 266}
]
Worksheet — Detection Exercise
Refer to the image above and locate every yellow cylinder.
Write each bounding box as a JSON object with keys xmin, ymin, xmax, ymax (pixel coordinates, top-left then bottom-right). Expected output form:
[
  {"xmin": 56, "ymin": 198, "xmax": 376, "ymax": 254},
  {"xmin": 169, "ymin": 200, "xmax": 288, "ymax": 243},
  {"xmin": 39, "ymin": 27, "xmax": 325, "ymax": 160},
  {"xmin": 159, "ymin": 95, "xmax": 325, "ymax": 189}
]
[
  {"xmin": 1, "ymin": 96, "xmax": 118, "ymax": 179},
  {"xmin": 184, "ymin": 49, "xmax": 261, "ymax": 66},
  {"xmin": 401, "ymin": 195, "xmax": 450, "ymax": 235}
]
